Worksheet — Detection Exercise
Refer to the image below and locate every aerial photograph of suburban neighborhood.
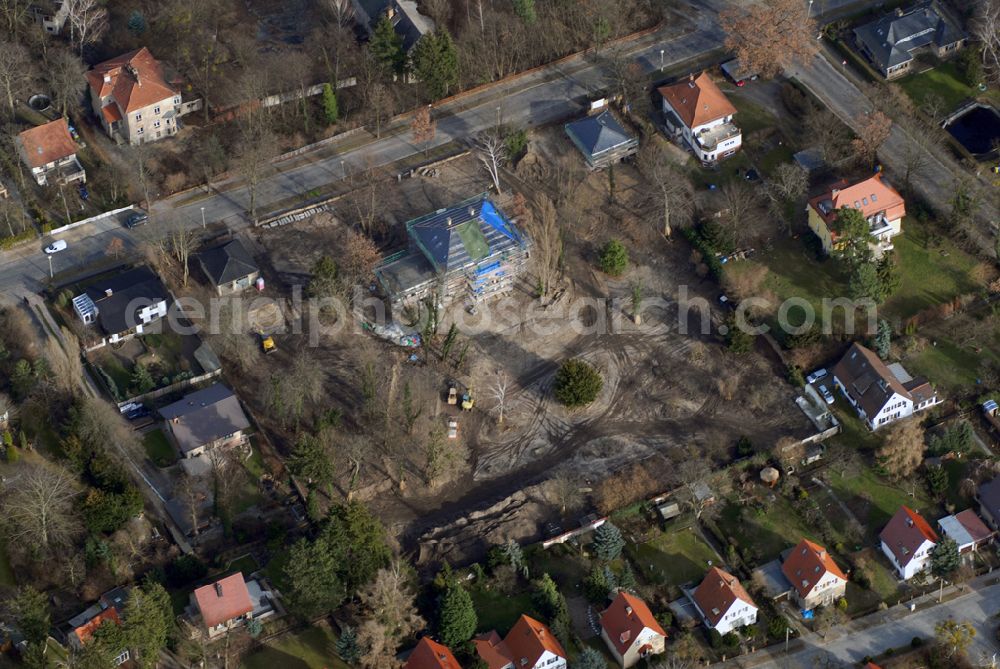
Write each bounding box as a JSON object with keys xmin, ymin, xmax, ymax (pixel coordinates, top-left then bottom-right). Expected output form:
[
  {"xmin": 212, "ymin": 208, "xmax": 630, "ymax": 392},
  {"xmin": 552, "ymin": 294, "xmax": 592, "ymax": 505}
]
[{"xmin": 0, "ymin": 0, "xmax": 999, "ymax": 667}]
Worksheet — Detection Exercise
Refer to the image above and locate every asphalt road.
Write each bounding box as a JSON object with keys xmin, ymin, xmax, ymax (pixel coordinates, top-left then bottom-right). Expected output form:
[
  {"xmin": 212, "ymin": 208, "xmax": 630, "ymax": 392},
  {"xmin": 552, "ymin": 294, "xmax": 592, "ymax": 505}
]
[
  {"xmin": 752, "ymin": 580, "xmax": 1000, "ymax": 668},
  {"xmin": 0, "ymin": 0, "xmax": 893, "ymax": 305}
]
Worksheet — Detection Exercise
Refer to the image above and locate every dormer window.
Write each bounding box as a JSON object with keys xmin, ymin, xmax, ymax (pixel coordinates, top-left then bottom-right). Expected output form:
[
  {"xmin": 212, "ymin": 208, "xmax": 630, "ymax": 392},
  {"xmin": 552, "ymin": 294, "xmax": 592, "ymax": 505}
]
[{"xmin": 871, "ymin": 193, "xmax": 878, "ymax": 202}]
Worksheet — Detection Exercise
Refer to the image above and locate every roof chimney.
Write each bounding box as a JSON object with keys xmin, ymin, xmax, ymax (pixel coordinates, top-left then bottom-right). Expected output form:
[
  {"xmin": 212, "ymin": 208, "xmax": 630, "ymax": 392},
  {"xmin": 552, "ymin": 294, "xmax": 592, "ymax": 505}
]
[
  {"xmin": 446, "ymin": 217, "xmax": 453, "ymax": 226},
  {"xmin": 215, "ymin": 582, "xmax": 223, "ymax": 597},
  {"xmin": 103, "ymin": 73, "xmax": 111, "ymax": 84},
  {"xmin": 625, "ymin": 606, "xmax": 633, "ymax": 616},
  {"xmin": 689, "ymin": 73, "xmax": 694, "ymax": 81},
  {"xmin": 105, "ymin": 288, "xmax": 113, "ymax": 297}
]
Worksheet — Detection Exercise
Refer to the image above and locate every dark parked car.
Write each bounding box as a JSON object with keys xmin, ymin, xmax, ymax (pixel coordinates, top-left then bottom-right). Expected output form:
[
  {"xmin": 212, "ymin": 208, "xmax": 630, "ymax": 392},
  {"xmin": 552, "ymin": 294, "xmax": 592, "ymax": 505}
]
[{"xmin": 125, "ymin": 211, "xmax": 148, "ymax": 229}]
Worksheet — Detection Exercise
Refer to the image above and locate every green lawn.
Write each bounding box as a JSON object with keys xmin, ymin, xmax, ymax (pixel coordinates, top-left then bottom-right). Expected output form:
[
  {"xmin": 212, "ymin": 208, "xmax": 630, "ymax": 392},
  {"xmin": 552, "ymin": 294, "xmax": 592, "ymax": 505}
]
[
  {"xmin": 241, "ymin": 625, "xmax": 347, "ymax": 669},
  {"xmin": 881, "ymin": 217, "xmax": 979, "ymax": 321},
  {"xmin": 142, "ymin": 429, "xmax": 177, "ymax": 467},
  {"xmin": 626, "ymin": 527, "xmax": 719, "ymax": 588},
  {"xmin": 261, "ymin": 549, "xmax": 292, "ymax": 592},
  {"xmin": 727, "ymin": 235, "xmax": 849, "ymax": 324},
  {"xmin": 226, "ymin": 554, "xmax": 260, "ymax": 578},
  {"xmin": 758, "ymin": 144, "xmax": 796, "ymax": 177},
  {"xmin": 715, "ymin": 495, "xmax": 835, "ymax": 565},
  {"xmin": 826, "ymin": 464, "xmax": 935, "ymax": 541},
  {"xmin": 727, "ymin": 92, "xmax": 779, "ymax": 136},
  {"xmin": 897, "ymin": 61, "xmax": 975, "ymax": 112},
  {"xmin": 901, "ymin": 338, "xmax": 984, "ymax": 394},
  {"xmin": 527, "ymin": 544, "xmax": 589, "ymax": 590},
  {"xmin": 469, "ymin": 585, "xmax": 534, "ymax": 634}
]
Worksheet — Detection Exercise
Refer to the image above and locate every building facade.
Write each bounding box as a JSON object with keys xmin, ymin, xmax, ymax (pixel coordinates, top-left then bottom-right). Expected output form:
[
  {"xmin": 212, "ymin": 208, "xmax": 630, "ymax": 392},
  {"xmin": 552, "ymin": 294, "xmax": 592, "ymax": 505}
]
[
  {"xmin": 831, "ymin": 343, "xmax": 939, "ymax": 430},
  {"xmin": 658, "ymin": 73, "xmax": 742, "ymax": 164},
  {"xmin": 807, "ymin": 174, "xmax": 905, "ymax": 256},
  {"xmin": 880, "ymin": 506, "xmax": 938, "ymax": 580},
  {"xmin": 86, "ymin": 48, "xmax": 184, "ymax": 145},
  {"xmin": 599, "ymin": 592, "xmax": 667, "ymax": 668},
  {"xmin": 16, "ymin": 119, "xmax": 85, "ymax": 186}
]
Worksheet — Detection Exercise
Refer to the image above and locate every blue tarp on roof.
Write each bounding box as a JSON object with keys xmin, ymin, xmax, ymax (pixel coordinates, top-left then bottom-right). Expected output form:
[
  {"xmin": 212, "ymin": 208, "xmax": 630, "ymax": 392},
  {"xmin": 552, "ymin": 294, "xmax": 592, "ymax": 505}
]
[{"xmin": 479, "ymin": 200, "xmax": 522, "ymax": 245}]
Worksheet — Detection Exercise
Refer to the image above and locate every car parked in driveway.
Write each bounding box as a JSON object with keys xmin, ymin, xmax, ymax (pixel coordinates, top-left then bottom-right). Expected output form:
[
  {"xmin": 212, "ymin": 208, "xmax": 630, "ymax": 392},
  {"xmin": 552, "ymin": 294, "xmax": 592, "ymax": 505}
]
[
  {"xmin": 818, "ymin": 384, "xmax": 835, "ymax": 405},
  {"xmin": 44, "ymin": 239, "xmax": 67, "ymax": 254},
  {"xmin": 125, "ymin": 211, "xmax": 148, "ymax": 229},
  {"xmin": 806, "ymin": 368, "xmax": 828, "ymax": 384}
]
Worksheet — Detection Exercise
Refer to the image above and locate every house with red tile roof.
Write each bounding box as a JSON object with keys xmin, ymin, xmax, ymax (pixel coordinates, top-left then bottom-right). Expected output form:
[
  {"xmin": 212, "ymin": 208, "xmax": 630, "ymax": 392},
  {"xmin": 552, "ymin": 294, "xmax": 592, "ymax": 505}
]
[
  {"xmin": 65, "ymin": 587, "xmax": 130, "ymax": 665},
  {"xmin": 86, "ymin": 48, "xmax": 183, "ymax": 145},
  {"xmin": 15, "ymin": 118, "xmax": 85, "ymax": 186},
  {"xmin": 599, "ymin": 592, "xmax": 667, "ymax": 667},
  {"xmin": 938, "ymin": 509, "xmax": 994, "ymax": 554},
  {"xmin": 690, "ymin": 567, "xmax": 757, "ymax": 636},
  {"xmin": 880, "ymin": 506, "xmax": 938, "ymax": 580},
  {"xmin": 657, "ymin": 72, "xmax": 741, "ymax": 164},
  {"xmin": 807, "ymin": 174, "xmax": 905, "ymax": 256},
  {"xmin": 474, "ymin": 615, "xmax": 566, "ymax": 669},
  {"xmin": 191, "ymin": 573, "xmax": 255, "ymax": 638},
  {"xmin": 832, "ymin": 342, "xmax": 939, "ymax": 431},
  {"xmin": 781, "ymin": 539, "xmax": 848, "ymax": 609},
  {"xmin": 405, "ymin": 637, "xmax": 462, "ymax": 669}
]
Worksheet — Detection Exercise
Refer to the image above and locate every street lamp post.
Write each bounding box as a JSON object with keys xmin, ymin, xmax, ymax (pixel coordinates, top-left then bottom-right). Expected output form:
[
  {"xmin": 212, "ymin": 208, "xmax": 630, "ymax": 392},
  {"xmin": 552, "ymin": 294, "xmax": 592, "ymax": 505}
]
[
  {"xmin": 47, "ymin": 254, "xmax": 53, "ymax": 279},
  {"xmin": 200, "ymin": 206, "xmax": 206, "ymax": 229},
  {"xmin": 495, "ymin": 105, "xmax": 502, "ymax": 130},
  {"xmin": 660, "ymin": 49, "xmax": 665, "ymax": 71}
]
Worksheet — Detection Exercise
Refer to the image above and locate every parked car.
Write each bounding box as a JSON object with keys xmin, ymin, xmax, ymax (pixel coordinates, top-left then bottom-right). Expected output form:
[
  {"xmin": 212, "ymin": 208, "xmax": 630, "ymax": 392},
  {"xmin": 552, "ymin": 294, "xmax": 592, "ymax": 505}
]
[
  {"xmin": 44, "ymin": 239, "xmax": 67, "ymax": 254},
  {"xmin": 806, "ymin": 368, "xmax": 828, "ymax": 384},
  {"xmin": 818, "ymin": 384, "xmax": 835, "ymax": 405},
  {"xmin": 125, "ymin": 211, "xmax": 148, "ymax": 229},
  {"xmin": 77, "ymin": 183, "xmax": 89, "ymax": 201}
]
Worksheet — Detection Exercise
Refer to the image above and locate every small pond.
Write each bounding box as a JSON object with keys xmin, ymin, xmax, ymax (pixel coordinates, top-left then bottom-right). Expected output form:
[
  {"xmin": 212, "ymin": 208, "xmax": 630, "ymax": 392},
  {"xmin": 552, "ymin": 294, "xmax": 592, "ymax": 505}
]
[{"xmin": 944, "ymin": 104, "xmax": 1000, "ymax": 157}]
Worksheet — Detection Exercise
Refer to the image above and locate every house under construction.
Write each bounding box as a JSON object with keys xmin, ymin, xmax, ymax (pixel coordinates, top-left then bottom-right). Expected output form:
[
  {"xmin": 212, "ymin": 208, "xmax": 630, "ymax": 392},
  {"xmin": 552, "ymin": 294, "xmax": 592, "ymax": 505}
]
[{"xmin": 375, "ymin": 194, "xmax": 529, "ymax": 312}]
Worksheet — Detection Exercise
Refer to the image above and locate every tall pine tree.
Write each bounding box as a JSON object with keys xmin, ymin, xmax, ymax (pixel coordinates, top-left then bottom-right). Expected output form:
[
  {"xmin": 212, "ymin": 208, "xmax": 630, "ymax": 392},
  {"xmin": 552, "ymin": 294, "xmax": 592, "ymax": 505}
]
[
  {"xmin": 370, "ymin": 15, "xmax": 406, "ymax": 74},
  {"xmin": 412, "ymin": 30, "xmax": 459, "ymax": 100},
  {"xmin": 437, "ymin": 583, "xmax": 477, "ymax": 647}
]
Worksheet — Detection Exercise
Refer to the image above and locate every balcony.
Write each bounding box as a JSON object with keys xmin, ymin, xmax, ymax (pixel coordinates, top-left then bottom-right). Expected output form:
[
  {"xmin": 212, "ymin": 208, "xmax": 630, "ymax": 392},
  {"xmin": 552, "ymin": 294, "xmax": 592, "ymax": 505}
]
[{"xmin": 694, "ymin": 122, "xmax": 741, "ymax": 151}]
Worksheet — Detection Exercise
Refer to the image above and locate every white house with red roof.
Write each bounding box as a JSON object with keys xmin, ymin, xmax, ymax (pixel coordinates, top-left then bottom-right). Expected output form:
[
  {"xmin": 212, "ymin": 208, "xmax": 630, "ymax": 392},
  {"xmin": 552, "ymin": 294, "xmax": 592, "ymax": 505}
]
[
  {"xmin": 690, "ymin": 567, "xmax": 757, "ymax": 636},
  {"xmin": 832, "ymin": 342, "xmax": 939, "ymax": 431},
  {"xmin": 190, "ymin": 572, "xmax": 274, "ymax": 638},
  {"xmin": 807, "ymin": 174, "xmax": 906, "ymax": 256},
  {"xmin": 880, "ymin": 506, "xmax": 938, "ymax": 580},
  {"xmin": 15, "ymin": 118, "xmax": 85, "ymax": 186},
  {"xmin": 86, "ymin": 48, "xmax": 183, "ymax": 145},
  {"xmin": 405, "ymin": 637, "xmax": 462, "ymax": 669},
  {"xmin": 474, "ymin": 615, "xmax": 566, "ymax": 669},
  {"xmin": 599, "ymin": 592, "xmax": 667, "ymax": 667},
  {"xmin": 657, "ymin": 72, "xmax": 741, "ymax": 164},
  {"xmin": 781, "ymin": 539, "xmax": 848, "ymax": 609},
  {"xmin": 938, "ymin": 509, "xmax": 994, "ymax": 554}
]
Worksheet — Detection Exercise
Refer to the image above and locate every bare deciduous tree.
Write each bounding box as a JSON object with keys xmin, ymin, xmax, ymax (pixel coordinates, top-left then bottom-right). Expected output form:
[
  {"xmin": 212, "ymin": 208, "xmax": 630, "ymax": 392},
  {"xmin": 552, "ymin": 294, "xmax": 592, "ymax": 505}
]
[
  {"xmin": 1, "ymin": 462, "xmax": 81, "ymax": 553},
  {"xmin": 637, "ymin": 140, "xmax": 693, "ymax": 237},
  {"xmin": 0, "ymin": 41, "xmax": 33, "ymax": 115},
  {"xmin": 46, "ymin": 47, "xmax": 87, "ymax": 117},
  {"xmin": 764, "ymin": 162, "xmax": 808, "ymax": 234},
  {"xmin": 410, "ymin": 105, "xmax": 436, "ymax": 156},
  {"xmin": 529, "ymin": 194, "xmax": 561, "ymax": 299},
  {"xmin": 105, "ymin": 236, "xmax": 125, "ymax": 260},
  {"xmin": 321, "ymin": 0, "xmax": 354, "ymax": 30},
  {"xmin": 45, "ymin": 327, "xmax": 83, "ymax": 397},
  {"xmin": 235, "ymin": 128, "xmax": 279, "ymax": 224},
  {"xmin": 877, "ymin": 418, "xmax": 925, "ymax": 480},
  {"xmin": 65, "ymin": 0, "xmax": 108, "ymax": 55},
  {"xmin": 490, "ymin": 371, "xmax": 511, "ymax": 424},
  {"xmin": 721, "ymin": 0, "xmax": 816, "ymax": 79},
  {"xmin": 851, "ymin": 110, "xmax": 892, "ymax": 169},
  {"xmin": 357, "ymin": 560, "xmax": 425, "ymax": 669},
  {"xmin": 548, "ymin": 471, "xmax": 583, "ymax": 515},
  {"xmin": 174, "ymin": 474, "xmax": 205, "ymax": 537},
  {"xmin": 366, "ymin": 82, "xmax": 395, "ymax": 138},
  {"xmin": 974, "ymin": 0, "xmax": 1000, "ymax": 86},
  {"xmin": 475, "ymin": 131, "xmax": 507, "ymax": 193},
  {"xmin": 0, "ymin": 0, "xmax": 31, "ymax": 36},
  {"xmin": 168, "ymin": 223, "xmax": 199, "ymax": 287}
]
